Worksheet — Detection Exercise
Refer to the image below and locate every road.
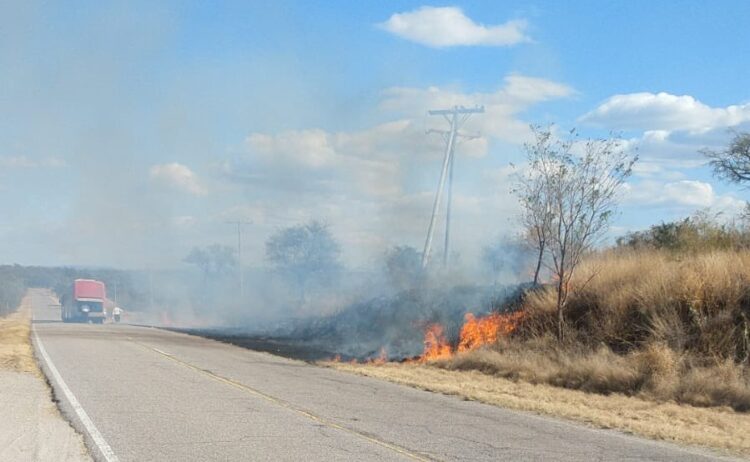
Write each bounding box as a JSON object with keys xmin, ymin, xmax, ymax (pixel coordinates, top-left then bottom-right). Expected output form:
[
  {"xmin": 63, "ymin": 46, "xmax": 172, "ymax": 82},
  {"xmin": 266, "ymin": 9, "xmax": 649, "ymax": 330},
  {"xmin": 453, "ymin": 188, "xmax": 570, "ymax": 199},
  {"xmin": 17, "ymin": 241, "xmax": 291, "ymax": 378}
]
[{"xmin": 29, "ymin": 289, "xmax": 734, "ymax": 462}]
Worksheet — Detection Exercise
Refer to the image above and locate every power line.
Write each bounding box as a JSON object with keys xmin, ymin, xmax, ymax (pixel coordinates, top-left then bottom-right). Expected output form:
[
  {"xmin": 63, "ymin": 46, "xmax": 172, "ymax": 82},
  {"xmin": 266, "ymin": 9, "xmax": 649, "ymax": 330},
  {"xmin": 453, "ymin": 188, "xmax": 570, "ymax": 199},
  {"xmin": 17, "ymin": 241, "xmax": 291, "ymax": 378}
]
[{"xmin": 421, "ymin": 105, "xmax": 484, "ymax": 269}]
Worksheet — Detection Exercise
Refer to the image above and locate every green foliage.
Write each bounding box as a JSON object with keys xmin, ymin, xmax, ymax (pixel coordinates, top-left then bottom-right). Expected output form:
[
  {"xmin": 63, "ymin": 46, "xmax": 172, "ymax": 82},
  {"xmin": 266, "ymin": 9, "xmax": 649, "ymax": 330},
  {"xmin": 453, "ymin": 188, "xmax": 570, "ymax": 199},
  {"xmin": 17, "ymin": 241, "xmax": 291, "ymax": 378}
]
[{"xmin": 617, "ymin": 210, "xmax": 750, "ymax": 252}]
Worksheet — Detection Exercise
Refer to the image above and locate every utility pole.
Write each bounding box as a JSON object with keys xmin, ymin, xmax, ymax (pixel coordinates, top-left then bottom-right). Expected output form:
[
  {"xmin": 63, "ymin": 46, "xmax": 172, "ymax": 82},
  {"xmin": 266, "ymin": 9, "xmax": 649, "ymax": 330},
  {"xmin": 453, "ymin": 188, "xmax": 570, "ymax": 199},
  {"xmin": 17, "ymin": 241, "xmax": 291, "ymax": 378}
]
[
  {"xmin": 421, "ymin": 105, "xmax": 484, "ymax": 268},
  {"xmin": 226, "ymin": 220, "xmax": 252, "ymax": 300}
]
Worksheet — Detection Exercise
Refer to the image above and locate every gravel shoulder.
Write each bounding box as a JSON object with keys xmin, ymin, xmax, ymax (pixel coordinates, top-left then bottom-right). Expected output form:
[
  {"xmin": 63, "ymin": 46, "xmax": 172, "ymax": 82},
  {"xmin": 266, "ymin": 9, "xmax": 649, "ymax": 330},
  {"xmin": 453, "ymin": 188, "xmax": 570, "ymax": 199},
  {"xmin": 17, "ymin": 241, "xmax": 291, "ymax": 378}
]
[{"xmin": 0, "ymin": 290, "xmax": 90, "ymax": 462}]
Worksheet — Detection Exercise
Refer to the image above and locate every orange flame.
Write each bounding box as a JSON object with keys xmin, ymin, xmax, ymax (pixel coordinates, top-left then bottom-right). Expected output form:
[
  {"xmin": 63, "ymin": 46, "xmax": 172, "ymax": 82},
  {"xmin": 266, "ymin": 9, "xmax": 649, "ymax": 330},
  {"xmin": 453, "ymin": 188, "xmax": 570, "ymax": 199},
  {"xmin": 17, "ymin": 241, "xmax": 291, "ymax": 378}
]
[
  {"xmin": 419, "ymin": 323, "xmax": 452, "ymax": 362},
  {"xmin": 417, "ymin": 311, "xmax": 524, "ymax": 362},
  {"xmin": 457, "ymin": 311, "xmax": 524, "ymax": 352}
]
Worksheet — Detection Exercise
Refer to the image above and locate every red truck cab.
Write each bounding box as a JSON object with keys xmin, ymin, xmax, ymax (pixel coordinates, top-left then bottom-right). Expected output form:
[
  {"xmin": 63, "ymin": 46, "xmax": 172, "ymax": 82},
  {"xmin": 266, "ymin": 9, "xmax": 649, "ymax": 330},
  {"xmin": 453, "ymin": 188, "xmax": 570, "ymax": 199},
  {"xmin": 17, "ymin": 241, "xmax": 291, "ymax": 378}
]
[{"xmin": 62, "ymin": 279, "xmax": 107, "ymax": 323}]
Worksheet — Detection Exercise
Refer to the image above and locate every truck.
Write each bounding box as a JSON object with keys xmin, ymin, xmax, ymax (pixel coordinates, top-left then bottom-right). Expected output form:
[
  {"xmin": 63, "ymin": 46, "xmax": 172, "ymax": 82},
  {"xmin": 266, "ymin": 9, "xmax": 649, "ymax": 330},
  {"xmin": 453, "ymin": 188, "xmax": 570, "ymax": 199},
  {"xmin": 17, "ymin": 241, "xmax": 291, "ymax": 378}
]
[{"xmin": 62, "ymin": 279, "xmax": 107, "ymax": 323}]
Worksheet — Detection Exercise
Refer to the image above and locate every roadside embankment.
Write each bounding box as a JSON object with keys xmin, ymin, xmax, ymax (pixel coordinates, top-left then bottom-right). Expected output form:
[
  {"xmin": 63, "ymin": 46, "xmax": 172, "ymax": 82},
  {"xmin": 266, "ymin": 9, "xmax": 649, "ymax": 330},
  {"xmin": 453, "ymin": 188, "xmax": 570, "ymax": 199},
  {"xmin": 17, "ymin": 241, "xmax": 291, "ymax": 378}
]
[{"xmin": 0, "ymin": 290, "xmax": 90, "ymax": 462}]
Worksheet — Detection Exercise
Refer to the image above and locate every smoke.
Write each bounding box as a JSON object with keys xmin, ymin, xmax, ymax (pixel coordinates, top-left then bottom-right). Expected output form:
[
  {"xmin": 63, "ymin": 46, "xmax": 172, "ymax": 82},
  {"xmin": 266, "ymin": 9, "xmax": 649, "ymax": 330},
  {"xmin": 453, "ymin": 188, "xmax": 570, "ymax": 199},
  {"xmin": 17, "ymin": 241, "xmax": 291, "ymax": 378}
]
[{"xmin": 1, "ymin": 3, "xmax": 565, "ymax": 347}]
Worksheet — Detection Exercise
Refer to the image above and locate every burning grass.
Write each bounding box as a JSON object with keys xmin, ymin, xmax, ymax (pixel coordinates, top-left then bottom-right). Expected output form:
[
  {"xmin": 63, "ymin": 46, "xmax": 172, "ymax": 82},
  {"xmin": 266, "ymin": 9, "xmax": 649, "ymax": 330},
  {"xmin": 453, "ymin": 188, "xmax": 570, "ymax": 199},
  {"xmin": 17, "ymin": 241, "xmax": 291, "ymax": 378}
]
[
  {"xmin": 325, "ymin": 248, "xmax": 750, "ymax": 455},
  {"xmin": 0, "ymin": 293, "xmax": 38, "ymax": 374}
]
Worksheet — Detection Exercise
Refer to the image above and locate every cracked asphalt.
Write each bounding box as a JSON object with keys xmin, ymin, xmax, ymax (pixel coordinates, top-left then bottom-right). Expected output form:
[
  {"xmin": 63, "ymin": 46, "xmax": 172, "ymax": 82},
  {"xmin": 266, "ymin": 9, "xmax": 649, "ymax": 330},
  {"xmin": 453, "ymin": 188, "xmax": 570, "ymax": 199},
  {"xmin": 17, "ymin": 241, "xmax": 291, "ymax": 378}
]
[{"xmin": 31, "ymin": 291, "xmax": 736, "ymax": 461}]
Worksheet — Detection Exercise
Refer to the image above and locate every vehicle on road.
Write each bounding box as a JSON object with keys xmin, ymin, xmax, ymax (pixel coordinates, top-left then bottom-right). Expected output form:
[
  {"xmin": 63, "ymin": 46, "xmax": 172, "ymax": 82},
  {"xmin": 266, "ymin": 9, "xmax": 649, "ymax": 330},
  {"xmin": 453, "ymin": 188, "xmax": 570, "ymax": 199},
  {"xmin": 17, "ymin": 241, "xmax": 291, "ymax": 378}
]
[{"xmin": 62, "ymin": 279, "xmax": 107, "ymax": 324}]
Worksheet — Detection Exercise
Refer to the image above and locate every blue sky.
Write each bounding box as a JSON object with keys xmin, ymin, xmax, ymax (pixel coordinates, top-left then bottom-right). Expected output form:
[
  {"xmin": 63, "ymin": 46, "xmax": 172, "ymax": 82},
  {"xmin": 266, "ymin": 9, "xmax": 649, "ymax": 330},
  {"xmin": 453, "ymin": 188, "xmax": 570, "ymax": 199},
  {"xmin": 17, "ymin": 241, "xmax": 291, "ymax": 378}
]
[{"xmin": 1, "ymin": 1, "xmax": 749, "ymax": 268}]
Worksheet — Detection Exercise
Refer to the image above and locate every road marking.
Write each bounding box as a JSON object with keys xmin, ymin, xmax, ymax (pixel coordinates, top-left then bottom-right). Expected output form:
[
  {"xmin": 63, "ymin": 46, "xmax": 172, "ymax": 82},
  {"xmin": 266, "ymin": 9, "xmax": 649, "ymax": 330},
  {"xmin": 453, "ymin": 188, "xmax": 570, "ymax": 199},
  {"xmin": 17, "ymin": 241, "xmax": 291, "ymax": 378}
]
[
  {"xmin": 32, "ymin": 325, "xmax": 120, "ymax": 462},
  {"xmin": 137, "ymin": 341, "xmax": 434, "ymax": 462},
  {"xmin": 152, "ymin": 347, "xmax": 173, "ymax": 356}
]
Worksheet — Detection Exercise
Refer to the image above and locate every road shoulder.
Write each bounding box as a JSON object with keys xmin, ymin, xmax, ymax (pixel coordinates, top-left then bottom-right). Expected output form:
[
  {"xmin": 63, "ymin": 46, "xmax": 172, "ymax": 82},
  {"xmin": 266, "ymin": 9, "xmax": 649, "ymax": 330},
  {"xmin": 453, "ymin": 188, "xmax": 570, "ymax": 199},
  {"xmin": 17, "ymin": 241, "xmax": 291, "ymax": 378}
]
[
  {"xmin": 0, "ymin": 291, "xmax": 91, "ymax": 462},
  {"xmin": 327, "ymin": 361, "xmax": 748, "ymax": 459}
]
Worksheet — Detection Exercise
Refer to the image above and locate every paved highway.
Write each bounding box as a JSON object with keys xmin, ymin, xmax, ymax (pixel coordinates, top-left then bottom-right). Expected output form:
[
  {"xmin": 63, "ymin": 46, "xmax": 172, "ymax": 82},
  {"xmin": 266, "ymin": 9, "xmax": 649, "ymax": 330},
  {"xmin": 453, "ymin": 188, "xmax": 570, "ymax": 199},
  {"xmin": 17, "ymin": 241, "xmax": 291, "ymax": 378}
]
[{"xmin": 29, "ymin": 290, "xmax": 734, "ymax": 461}]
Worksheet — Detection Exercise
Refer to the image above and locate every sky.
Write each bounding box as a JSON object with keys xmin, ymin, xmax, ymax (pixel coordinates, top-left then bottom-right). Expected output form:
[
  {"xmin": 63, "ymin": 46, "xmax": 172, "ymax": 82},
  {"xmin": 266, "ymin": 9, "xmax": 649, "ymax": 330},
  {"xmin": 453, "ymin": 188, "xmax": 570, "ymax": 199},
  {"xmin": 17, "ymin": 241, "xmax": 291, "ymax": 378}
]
[{"xmin": 1, "ymin": 1, "xmax": 749, "ymax": 269}]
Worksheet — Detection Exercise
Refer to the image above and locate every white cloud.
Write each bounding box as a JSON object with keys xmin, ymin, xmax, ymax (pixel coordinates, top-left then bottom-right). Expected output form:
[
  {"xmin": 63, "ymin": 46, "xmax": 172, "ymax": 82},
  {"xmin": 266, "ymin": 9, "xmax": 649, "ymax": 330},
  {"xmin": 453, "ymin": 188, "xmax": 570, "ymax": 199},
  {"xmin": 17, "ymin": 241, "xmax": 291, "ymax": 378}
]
[
  {"xmin": 247, "ymin": 129, "xmax": 336, "ymax": 169},
  {"xmin": 580, "ymin": 92, "xmax": 750, "ymax": 133},
  {"xmin": 149, "ymin": 162, "xmax": 207, "ymax": 196},
  {"xmin": 222, "ymin": 75, "xmax": 574, "ymax": 265},
  {"xmin": 380, "ymin": 75, "xmax": 574, "ymax": 144},
  {"xmin": 230, "ymin": 75, "xmax": 573, "ymax": 200},
  {"xmin": 624, "ymin": 179, "xmax": 744, "ymax": 212},
  {"xmin": 379, "ymin": 6, "xmax": 530, "ymax": 48}
]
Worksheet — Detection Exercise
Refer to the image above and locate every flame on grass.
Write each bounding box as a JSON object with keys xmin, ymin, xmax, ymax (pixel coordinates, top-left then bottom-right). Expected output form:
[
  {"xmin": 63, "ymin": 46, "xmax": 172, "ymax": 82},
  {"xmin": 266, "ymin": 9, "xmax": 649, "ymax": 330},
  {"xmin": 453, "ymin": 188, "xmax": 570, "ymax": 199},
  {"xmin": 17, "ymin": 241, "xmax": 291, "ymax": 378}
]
[
  {"xmin": 329, "ymin": 311, "xmax": 524, "ymax": 365},
  {"xmin": 418, "ymin": 311, "xmax": 524, "ymax": 362}
]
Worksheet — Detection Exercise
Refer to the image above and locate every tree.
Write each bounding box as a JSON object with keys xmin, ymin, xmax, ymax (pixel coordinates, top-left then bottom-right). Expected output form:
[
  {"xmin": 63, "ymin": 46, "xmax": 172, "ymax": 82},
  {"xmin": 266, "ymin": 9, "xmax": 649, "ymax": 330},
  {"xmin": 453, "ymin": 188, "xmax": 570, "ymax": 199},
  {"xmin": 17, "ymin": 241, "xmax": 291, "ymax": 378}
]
[
  {"xmin": 515, "ymin": 127, "xmax": 636, "ymax": 341},
  {"xmin": 703, "ymin": 131, "xmax": 750, "ymax": 184},
  {"xmin": 384, "ymin": 245, "xmax": 423, "ymax": 291},
  {"xmin": 513, "ymin": 128, "xmax": 556, "ymax": 286},
  {"xmin": 265, "ymin": 221, "xmax": 341, "ymax": 302},
  {"xmin": 184, "ymin": 244, "xmax": 237, "ymax": 278}
]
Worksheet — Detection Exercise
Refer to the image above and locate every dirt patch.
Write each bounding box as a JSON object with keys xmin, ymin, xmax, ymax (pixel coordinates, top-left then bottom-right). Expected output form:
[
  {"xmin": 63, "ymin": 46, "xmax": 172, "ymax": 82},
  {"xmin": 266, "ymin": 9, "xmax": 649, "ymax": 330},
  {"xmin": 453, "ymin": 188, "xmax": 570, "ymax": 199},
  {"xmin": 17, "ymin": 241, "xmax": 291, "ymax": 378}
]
[
  {"xmin": 0, "ymin": 294, "xmax": 38, "ymax": 374},
  {"xmin": 327, "ymin": 361, "xmax": 750, "ymax": 457}
]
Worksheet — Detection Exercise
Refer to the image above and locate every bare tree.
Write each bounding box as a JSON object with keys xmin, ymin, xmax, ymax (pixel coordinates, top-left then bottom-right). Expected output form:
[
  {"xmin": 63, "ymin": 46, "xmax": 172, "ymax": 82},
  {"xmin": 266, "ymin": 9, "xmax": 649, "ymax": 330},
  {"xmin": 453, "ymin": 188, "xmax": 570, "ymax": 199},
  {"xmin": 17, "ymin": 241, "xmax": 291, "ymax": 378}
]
[
  {"xmin": 513, "ymin": 128, "xmax": 556, "ymax": 286},
  {"xmin": 702, "ymin": 131, "xmax": 750, "ymax": 184},
  {"xmin": 516, "ymin": 127, "xmax": 636, "ymax": 341}
]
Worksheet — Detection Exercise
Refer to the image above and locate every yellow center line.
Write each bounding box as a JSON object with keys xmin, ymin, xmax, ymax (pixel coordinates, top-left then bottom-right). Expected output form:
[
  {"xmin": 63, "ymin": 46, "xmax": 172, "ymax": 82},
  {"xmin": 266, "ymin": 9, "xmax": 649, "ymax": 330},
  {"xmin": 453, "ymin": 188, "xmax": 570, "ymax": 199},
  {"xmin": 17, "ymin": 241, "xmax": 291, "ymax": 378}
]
[{"xmin": 133, "ymin": 341, "xmax": 434, "ymax": 462}]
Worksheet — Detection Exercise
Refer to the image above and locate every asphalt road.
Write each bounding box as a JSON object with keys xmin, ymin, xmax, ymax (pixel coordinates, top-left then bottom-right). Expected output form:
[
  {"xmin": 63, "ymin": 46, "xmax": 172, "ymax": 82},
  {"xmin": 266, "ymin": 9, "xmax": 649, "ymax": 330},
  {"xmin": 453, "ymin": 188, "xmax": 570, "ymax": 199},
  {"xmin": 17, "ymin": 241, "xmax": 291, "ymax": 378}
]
[{"xmin": 29, "ymin": 290, "xmax": 736, "ymax": 462}]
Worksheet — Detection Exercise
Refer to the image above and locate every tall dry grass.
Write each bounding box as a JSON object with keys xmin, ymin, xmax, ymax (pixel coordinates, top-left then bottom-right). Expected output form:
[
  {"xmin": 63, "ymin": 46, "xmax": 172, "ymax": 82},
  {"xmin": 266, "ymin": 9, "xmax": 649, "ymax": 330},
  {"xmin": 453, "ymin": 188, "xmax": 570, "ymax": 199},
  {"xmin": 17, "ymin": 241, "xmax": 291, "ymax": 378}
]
[
  {"xmin": 441, "ymin": 248, "xmax": 750, "ymax": 411},
  {"xmin": 523, "ymin": 248, "xmax": 750, "ymax": 360}
]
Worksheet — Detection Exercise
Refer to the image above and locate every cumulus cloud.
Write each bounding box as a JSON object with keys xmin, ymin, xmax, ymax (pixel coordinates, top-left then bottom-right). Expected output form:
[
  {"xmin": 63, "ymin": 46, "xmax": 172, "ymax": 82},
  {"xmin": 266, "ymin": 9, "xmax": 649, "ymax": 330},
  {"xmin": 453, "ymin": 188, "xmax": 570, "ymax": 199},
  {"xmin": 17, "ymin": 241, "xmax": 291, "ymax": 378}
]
[
  {"xmin": 227, "ymin": 75, "xmax": 573, "ymax": 200},
  {"xmin": 149, "ymin": 162, "xmax": 207, "ymax": 196},
  {"xmin": 247, "ymin": 129, "xmax": 336, "ymax": 169},
  {"xmin": 580, "ymin": 92, "xmax": 750, "ymax": 133},
  {"xmin": 379, "ymin": 6, "xmax": 530, "ymax": 48},
  {"xmin": 221, "ymin": 74, "xmax": 574, "ymax": 264},
  {"xmin": 623, "ymin": 179, "xmax": 744, "ymax": 212},
  {"xmin": 380, "ymin": 75, "xmax": 574, "ymax": 144}
]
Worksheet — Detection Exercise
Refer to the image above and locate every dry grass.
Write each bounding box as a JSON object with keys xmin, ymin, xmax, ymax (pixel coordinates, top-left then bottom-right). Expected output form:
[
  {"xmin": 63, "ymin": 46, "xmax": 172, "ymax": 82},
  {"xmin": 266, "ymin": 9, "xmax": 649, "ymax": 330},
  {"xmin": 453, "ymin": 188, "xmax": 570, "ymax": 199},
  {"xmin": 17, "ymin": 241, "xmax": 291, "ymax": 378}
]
[
  {"xmin": 523, "ymin": 249, "xmax": 750, "ymax": 358},
  {"xmin": 0, "ymin": 293, "xmax": 38, "ymax": 374},
  {"xmin": 328, "ymin": 361, "xmax": 750, "ymax": 457},
  {"xmin": 509, "ymin": 248, "xmax": 750, "ymax": 411},
  {"xmin": 431, "ymin": 340, "xmax": 750, "ymax": 411}
]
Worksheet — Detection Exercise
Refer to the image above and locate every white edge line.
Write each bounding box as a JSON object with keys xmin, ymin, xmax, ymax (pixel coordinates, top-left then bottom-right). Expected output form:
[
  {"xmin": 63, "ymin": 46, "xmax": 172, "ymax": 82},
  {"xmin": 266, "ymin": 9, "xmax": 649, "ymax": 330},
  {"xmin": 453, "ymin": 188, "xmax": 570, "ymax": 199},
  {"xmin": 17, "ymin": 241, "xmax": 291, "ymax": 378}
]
[{"xmin": 32, "ymin": 324, "xmax": 119, "ymax": 462}]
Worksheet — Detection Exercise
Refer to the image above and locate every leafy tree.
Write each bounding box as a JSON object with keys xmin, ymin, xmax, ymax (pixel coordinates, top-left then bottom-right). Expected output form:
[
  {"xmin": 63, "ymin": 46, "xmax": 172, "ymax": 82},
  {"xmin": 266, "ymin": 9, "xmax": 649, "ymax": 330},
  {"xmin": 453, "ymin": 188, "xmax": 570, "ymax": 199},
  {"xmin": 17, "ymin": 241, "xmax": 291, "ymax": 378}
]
[
  {"xmin": 617, "ymin": 210, "xmax": 750, "ymax": 252},
  {"xmin": 265, "ymin": 221, "xmax": 340, "ymax": 302},
  {"xmin": 515, "ymin": 127, "xmax": 636, "ymax": 341},
  {"xmin": 384, "ymin": 245, "xmax": 423, "ymax": 291}
]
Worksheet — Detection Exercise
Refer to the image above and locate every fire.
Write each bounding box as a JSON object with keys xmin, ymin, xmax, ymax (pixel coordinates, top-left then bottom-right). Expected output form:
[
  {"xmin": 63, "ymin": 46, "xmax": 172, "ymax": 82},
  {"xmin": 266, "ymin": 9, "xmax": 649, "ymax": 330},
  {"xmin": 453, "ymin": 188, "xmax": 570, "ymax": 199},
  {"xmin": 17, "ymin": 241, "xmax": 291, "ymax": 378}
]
[
  {"xmin": 419, "ymin": 323, "xmax": 452, "ymax": 362},
  {"xmin": 330, "ymin": 311, "xmax": 524, "ymax": 365},
  {"xmin": 366, "ymin": 347, "xmax": 388, "ymax": 365},
  {"xmin": 418, "ymin": 311, "xmax": 524, "ymax": 362},
  {"xmin": 457, "ymin": 311, "xmax": 524, "ymax": 352}
]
